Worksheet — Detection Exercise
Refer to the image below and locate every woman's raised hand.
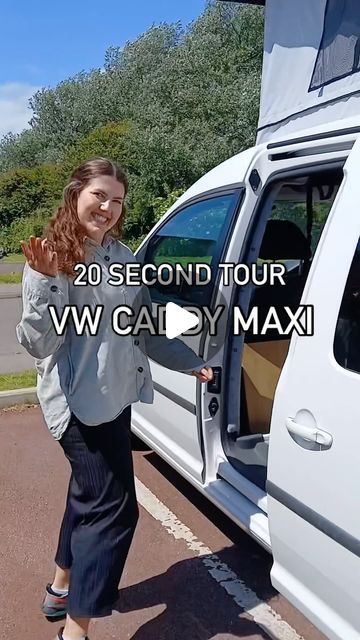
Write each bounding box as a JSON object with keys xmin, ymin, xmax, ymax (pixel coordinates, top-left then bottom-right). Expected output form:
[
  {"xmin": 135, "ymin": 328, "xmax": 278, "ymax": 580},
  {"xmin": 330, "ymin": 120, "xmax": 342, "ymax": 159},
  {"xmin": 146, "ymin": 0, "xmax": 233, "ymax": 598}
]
[{"xmin": 20, "ymin": 236, "xmax": 58, "ymax": 277}]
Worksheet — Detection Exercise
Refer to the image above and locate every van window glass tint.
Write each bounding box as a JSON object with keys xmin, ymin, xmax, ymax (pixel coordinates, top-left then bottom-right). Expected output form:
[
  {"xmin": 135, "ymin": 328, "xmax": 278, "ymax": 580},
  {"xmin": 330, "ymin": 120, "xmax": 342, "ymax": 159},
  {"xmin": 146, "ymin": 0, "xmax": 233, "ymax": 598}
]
[
  {"xmin": 145, "ymin": 193, "xmax": 239, "ymax": 305},
  {"xmin": 334, "ymin": 238, "xmax": 360, "ymax": 373},
  {"xmin": 310, "ymin": 0, "xmax": 360, "ymax": 91}
]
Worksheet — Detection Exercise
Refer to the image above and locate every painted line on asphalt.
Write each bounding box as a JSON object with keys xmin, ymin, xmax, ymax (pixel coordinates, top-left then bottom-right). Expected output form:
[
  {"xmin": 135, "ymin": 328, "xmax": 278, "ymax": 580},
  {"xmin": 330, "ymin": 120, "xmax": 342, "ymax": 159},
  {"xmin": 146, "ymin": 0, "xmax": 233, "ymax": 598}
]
[{"xmin": 135, "ymin": 477, "xmax": 304, "ymax": 640}]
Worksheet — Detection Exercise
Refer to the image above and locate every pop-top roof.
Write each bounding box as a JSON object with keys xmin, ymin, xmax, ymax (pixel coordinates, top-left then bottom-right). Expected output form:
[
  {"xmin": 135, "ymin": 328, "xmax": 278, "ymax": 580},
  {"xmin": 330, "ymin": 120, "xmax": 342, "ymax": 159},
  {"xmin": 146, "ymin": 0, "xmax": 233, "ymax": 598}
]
[{"xmin": 218, "ymin": 0, "xmax": 360, "ymax": 143}]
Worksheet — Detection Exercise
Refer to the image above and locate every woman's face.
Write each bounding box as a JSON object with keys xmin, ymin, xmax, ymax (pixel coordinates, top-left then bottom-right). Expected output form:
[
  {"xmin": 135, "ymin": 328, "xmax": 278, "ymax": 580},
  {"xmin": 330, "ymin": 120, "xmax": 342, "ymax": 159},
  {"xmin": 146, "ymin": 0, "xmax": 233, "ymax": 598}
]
[{"xmin": 77, "ymin": 175, "xmax": 125, "ymax": 244}]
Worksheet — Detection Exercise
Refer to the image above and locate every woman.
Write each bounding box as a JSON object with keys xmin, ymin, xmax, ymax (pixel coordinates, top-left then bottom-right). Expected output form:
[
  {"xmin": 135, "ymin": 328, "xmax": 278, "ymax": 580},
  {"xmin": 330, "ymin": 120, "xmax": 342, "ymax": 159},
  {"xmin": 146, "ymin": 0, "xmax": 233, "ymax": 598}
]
[{"xmin": 16, "ymin": 157, "xmax": 213, "ymax": 640}]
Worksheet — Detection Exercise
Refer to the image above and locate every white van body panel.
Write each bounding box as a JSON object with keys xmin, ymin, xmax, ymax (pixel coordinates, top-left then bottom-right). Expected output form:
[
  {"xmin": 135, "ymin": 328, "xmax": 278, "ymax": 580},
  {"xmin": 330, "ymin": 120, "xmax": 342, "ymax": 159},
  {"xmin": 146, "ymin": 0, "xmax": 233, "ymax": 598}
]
[
  {"xmin": 132, "ymin": 123, "xmax": 360, "ymax": 638},
  {"xmin": 267, "ymin": 137, "xmax": 360, "ymax": 639},
  {"xmin": 131, "ymin": 362, "xmax": 203, "ymax": 482},
  {"xmin": 133, "ymin": 124, "xmax": 359, "ymax": 514}
]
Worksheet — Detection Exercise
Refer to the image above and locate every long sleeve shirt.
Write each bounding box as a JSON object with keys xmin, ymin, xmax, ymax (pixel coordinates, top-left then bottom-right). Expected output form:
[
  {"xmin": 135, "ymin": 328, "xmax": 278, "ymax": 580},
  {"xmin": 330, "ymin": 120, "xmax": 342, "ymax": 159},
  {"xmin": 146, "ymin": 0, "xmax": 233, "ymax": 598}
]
[{"xmin": 16, "ymin": 236, "xmax": 206, "ymax": 440}]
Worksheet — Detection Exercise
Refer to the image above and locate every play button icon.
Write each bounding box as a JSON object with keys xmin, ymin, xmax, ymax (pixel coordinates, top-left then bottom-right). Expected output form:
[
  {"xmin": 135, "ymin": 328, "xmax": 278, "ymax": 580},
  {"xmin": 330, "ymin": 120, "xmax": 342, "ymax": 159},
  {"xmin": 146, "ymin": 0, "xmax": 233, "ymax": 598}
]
[{"xmin": 165, "ymin": 302, "xmax": 199, "ymax": 339}]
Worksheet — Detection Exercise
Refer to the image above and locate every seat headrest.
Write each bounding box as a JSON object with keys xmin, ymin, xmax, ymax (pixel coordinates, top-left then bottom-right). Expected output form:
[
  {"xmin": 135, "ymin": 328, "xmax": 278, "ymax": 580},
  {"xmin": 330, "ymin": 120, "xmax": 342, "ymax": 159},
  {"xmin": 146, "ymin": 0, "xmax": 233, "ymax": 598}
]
[{"xmin": 259, "ymin": 219, "xmax": 311, "ymax": 261}]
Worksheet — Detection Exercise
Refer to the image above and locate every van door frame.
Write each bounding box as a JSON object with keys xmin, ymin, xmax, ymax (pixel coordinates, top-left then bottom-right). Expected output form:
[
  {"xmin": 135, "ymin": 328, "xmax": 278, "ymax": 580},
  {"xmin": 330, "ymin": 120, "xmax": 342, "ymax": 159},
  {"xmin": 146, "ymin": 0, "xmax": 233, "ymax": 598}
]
[
  {"xmin": 224, "ymin": 158, "xmax": 347, "ymax": 449},
  {"xmin": 199, "ymin": 142, "xmax": 354, "ymax": 502}
]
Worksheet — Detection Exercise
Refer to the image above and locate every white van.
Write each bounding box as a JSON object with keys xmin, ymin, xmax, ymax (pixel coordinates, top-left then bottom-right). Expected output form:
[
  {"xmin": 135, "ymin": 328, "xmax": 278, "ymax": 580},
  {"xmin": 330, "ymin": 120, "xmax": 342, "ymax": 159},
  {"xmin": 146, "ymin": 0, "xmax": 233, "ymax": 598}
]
[{"xmin": 132, "ymin": 2, "xmax": 360, "ymax": 639}]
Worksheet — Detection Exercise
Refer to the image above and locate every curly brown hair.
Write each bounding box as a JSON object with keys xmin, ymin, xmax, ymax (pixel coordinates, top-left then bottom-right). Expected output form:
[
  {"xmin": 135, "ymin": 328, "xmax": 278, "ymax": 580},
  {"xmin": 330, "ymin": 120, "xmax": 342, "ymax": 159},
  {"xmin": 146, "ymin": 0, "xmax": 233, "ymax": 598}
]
[{"xmin": 43, "ymin": 157, "xmax": 129, "ymax": 277}]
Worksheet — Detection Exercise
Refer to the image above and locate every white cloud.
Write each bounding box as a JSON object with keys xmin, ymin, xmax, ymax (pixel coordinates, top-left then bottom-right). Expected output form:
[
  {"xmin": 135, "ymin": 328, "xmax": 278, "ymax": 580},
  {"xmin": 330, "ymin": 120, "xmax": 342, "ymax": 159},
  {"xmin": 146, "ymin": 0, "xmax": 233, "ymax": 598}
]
[{"xmin": 0, "ymin": 82, "xmax": 41, "ymax": 138}]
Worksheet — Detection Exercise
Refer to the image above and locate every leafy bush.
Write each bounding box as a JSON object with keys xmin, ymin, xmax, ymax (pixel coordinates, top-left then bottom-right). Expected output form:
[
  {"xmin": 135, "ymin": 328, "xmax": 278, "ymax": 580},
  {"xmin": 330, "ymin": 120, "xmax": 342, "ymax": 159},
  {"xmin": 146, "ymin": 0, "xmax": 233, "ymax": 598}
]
[
  {"xmin": 121, "ymin": 235, "xmax": 147, "ymax": 254},
  {"xmin": 1, "ymin": 206, "xmax": 53, "ymax": 253},
  {"xmin": 152, "ymin": 189, "xmax": 184, "ymax": 222},
  {"xmin": 0, "ymin": 165, "xmax": 62, "ymax": 228}
]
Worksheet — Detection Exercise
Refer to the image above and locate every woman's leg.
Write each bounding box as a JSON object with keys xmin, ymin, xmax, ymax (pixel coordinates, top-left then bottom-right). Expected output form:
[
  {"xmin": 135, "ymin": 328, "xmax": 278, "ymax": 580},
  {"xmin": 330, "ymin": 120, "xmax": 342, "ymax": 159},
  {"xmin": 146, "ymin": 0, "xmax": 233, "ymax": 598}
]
[
  {"xmin": 52, "ymin": 565, "xmax": 70, "ymax": 591},
  {"xmin": 52, "ymin": 472, "xmax": 77, "ymax": 587},
  {"xmin": 61, "ymin": 614, "xmax": 90, "ymax": 639},
  {"xmin": 59, "ymin": 405, "xmax": 139, "ymax": 623}
]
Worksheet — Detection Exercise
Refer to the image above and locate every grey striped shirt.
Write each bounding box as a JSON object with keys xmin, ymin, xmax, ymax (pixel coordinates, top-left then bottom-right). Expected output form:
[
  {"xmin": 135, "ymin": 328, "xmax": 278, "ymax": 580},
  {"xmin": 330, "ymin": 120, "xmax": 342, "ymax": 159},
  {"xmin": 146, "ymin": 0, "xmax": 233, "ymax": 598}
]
[{"xmin": 16, "ymin": 236, "xmax": 205, "ymax": 440}]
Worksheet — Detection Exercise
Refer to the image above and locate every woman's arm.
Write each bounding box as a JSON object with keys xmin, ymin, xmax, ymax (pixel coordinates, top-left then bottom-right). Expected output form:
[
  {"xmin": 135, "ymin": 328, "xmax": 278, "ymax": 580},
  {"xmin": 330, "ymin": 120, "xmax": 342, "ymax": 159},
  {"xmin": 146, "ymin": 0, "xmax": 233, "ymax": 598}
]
[
  {"xmin": 16, "ymin": 244, "xmax": 70, "ymax": 359},
  {"xmin": 140, "ymin": 285, "xmax": 210, "ymax": 375}
]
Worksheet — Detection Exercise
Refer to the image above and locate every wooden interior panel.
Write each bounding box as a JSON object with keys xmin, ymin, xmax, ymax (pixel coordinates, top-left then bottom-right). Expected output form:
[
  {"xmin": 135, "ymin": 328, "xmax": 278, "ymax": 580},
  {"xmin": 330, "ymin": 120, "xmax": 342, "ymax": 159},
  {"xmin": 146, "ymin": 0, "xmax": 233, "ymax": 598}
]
[{"xmin": 242, "ymin": 340, "xmax": 290, "ymax": 434}]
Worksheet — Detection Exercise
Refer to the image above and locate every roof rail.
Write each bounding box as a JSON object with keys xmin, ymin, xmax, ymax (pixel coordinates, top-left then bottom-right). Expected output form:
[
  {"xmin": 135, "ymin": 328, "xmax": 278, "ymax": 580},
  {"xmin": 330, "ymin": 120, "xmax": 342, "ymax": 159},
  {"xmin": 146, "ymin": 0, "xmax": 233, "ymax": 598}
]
[{"xmin": 267, "ymin": 126, "xmax": 360, "ymax": 150}]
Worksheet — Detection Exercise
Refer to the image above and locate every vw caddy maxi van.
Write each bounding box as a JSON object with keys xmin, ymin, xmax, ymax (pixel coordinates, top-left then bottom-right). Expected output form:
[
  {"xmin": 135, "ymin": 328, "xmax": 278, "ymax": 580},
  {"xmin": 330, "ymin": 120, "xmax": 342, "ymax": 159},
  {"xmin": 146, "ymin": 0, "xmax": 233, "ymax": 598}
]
[{"xmin": 132, "ymin": 1, "xmax": 360, "ymax": 638}]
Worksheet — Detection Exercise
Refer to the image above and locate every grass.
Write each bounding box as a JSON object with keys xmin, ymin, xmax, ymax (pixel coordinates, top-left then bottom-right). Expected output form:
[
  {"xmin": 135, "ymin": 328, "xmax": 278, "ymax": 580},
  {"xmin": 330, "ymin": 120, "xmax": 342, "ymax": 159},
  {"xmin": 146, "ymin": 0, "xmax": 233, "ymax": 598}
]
[
  {"xmin": 1, "ymin": 253, "xmax": 25, "ymax": 263},
  {"xmin": 0, "ymin": 369, "xmax": 37, "ymax": 392},
  {"xmin": 0, "ymin": 273, "xmax": 22, "ymax": 284}
]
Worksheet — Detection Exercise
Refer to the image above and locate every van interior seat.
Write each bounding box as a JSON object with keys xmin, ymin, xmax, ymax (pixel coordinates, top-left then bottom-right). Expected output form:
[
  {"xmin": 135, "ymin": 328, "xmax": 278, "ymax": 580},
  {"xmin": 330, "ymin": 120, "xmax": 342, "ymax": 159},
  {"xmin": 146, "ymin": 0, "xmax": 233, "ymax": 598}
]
[
  {"xmin": 258, "ymin": 218, "xmax": 312, "ymax": 262},
  {"xmin": 254, "ymin": 219, "xmax": 312, "ymax": 319}
]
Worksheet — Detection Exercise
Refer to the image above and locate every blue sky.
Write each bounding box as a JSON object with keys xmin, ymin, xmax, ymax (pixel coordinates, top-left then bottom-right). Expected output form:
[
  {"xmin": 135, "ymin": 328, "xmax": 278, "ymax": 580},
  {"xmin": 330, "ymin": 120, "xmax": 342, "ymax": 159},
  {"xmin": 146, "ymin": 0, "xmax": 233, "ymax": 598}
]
[{"xmin": 0, "ymin": 0, "xmax": 207, "ymax": 138}]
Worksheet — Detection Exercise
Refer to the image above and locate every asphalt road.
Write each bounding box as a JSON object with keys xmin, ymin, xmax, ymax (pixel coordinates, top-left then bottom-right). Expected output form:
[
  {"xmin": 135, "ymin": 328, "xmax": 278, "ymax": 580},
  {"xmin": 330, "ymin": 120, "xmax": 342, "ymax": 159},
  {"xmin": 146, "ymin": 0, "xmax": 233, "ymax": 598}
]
[
  {"xmin": 0, "ymin": 286, "xmax": 35, "ymax": 373},
  {"xmin": 0, "ymin": 261, "xmax": 24, "ymax": 274},
  {"xmin": 0, "ymin": 261, "xmax": 31, "ymax": 372},
  {"xmin": 0, "ymin": 405, "xmax": 328, "ymax": 640}
]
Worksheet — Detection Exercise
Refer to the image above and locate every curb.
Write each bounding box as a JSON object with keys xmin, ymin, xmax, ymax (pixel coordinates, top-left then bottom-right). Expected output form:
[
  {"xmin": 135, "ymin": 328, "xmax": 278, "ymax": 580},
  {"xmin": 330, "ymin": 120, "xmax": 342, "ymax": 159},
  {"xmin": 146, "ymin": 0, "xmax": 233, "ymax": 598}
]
[{"xmin": 0, "ymin": 387, "xmax": 38, "ymax": 409}]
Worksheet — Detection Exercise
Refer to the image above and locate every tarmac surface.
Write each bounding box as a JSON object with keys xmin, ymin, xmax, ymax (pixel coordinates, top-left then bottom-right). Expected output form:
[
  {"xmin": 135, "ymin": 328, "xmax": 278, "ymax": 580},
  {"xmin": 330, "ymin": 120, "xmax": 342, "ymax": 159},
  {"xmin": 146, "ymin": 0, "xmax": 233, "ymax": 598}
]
[
  {"xmin": 0, "ymin": 284, "xmax": 22, "ymax": 299},
  {"xmin": 0, "ymin": 286, "xmax": 35, "ymax": 373},
  {"xmin": 0, "ymin": 404, "xmax": 327, "ymax": 640},
  {"xmin": 0, "ymin": 260, "xmax": 29, "ymax": 374},
  {"xmin": 0, "ymin": 262, "xmax": 24, "ymax": 275}
]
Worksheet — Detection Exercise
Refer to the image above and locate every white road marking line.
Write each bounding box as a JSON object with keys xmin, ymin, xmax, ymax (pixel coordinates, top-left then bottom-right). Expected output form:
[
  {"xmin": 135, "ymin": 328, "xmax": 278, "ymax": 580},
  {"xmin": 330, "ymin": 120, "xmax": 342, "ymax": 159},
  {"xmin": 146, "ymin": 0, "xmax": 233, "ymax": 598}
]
[{"xmin": 135, "ymin": 477, "xmax": 304, "ymax": 640}]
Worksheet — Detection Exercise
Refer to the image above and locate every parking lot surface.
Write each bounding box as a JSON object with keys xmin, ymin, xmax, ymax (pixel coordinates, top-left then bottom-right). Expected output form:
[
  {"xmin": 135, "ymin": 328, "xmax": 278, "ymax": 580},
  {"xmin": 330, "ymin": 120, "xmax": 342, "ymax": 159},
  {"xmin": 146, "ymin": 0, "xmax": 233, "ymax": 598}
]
[{"xmin": 0, "ymin": 405, "xmax": 327, "ymax": 640}]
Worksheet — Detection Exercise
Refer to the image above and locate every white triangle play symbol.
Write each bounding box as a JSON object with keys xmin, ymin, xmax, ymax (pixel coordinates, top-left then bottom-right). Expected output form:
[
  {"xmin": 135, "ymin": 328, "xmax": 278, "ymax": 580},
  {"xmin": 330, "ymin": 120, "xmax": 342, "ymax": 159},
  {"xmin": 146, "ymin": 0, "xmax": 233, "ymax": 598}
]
[{"xmin": 165, "ymin": 302, "xmax": 199, "ymax": 339}]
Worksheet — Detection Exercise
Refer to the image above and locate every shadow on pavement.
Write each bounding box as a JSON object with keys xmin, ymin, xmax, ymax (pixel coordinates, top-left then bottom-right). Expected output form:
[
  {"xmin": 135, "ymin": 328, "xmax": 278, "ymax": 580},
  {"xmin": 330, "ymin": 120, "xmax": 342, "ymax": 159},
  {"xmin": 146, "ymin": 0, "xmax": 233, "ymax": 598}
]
[
  {"xmin": 115, "ymin": 551, "xmax": 271, "ymax": 640},
  {"xmin": 141, "ymin": 450, "xmax": 274, "ymax": 595}
]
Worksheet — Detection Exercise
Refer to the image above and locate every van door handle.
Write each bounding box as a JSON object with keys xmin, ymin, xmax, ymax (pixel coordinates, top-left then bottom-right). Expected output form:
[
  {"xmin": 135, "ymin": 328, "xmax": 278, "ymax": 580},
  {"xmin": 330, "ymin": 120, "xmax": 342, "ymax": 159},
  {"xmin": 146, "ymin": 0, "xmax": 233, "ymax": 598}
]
[{"xmin": 285, "ymin": 417, "xmax": 333, "ymax": 447}]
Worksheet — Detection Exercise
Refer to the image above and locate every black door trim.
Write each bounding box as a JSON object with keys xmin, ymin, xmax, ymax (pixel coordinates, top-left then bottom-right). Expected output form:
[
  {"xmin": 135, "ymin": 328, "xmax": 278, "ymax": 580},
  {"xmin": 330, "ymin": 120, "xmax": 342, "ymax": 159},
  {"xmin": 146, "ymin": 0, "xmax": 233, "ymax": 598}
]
[
  {"xmin": 153, "ymin": 381, "xmax": 196, "ymax": 415},
  {"xmin": 267, "ymin": 124, "xmax": 360, "ymax": 150},
  {"xmin": 267, "ymin": 480, "xmax": 360, "ymax": 558}
]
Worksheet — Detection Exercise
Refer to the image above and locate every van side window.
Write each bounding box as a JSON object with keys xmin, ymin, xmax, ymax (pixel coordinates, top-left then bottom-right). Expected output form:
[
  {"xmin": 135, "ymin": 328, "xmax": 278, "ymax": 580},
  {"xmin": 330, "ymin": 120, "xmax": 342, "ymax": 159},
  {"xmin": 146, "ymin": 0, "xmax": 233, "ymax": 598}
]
[
  {"xmin": 334, "ymin": 239, "xmax": 360, "ymax": 373},
  {"xmin": 144, "ymin": 192, "xmax": 240, "ymax": 306}
]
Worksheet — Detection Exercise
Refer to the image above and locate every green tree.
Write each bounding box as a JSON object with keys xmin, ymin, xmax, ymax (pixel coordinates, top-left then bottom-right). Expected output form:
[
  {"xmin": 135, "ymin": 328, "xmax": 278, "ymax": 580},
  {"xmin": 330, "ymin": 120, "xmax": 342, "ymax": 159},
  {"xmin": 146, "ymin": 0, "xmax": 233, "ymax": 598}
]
[
  {"xmin": 0, "ymin": 130, "xmax": 47, "ymax": 173},
  {"xmin": 0, "ymin": 1, "xmax": 264, "ymax": 250},
  {"xmin": 60, "ymin": 121, "xmax": 133, "ymax": 179},
  {"xmin": 29, "ymin": 69, "xmax": 115, "ymax": 155},
  {"xmin": 1, "ymin": 2, "xmax": 263, "ymax": 174}
]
